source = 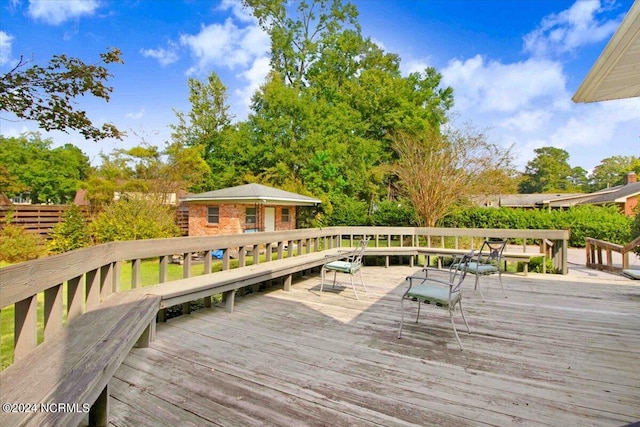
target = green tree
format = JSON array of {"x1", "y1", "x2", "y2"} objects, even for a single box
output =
[
  {"x1": 87, "y1": 142, "x2": 210, "y2": 204},
  {"x1": 48, "y1": 204, "x2": 91, "y2": 253},
  {"x1": 519, "y1": 147, "x2": 579, "y2": 193},
  {"x1": 0, "y1": 133, "x2": 90, "y2": 203},
  {"x1": 239, "y1": 0, "x2": 454, "y2": 214},
  {"x1": 589, "y1": 155, "x2": 640, "y2": 191},
  {"x1": 171, "y1": 73, "x2": 231, "y2": 186},
  {"x1": 0, "y1": 48, "x2": 124, "y2": 140},
  {"x1": 90, "y1": 196, "x2": 180, "y2": 243}
]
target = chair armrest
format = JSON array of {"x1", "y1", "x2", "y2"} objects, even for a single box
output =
[{"x1": 406, "y1": 275, "x2": 455, "y2": 289}]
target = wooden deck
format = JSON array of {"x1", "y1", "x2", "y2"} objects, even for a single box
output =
[{"x1": 109, "y1": 267, "x2": 640, "y2": 426}]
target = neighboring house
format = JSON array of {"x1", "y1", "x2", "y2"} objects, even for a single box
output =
[
  {"x1": 578, "y1": 172, "x2": 639, "y2": 216},
  {"x1": 474, "y1": 172, "x2": 639, "y2": 216},
  {"x1": 181, "y1": 183, "x2": 321, "y2": 236}
]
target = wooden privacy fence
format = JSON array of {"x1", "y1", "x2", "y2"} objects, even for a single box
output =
[
  {"x1": 585, "y1": 235, "x2": 640, "y2": 272},
  {"x1": 0, "y1": 204, "x2": 190, "y2": 237},
  {"x1": 0, "y1": 226, "x2": 570, "y2": 426},
  {"x1": 0, "y1": 205, "x2": 89, "y2": 237}
]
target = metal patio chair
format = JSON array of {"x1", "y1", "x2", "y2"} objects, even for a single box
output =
[
  {"x1": 398, "y1": 252, "x2": 473, "y2": 350},
  {"x1": 463, "y1": 239, "x2": 508, "y2": 302},
  {"x1": 320, "y1": 238, "x2": 369, "y2": 299}
]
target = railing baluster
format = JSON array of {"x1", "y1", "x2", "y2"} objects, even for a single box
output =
[
  {"x1": 85, "y1": 269, "x2": 100, "y2": 310},
  {"x1": 44, "y1": 284, "x2": 63, "y2": 340},
  {"x1": 131, "y1": 259, "x2": 141, "y2": 289},
  {"x1": 14, "y1": 295, "x2": 38, "y2": 360},
  {"x1": 100, "y1": 264, "x2": 113, "y2": 300},
  {"x1": 159, "y1": 255, "x2": 169, "y2": 283},
  {"x1": 67, "y1": 276, "x2": 83, "y2": 322}
]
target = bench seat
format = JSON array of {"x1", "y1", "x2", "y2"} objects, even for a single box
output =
[
  {"x1": 137, "y1": 250, "x2": 344, "y2": 311},
  {"x1": 363, "y1": 246, "x2": 533, "y2": 273},
  {"x1": 0, "y1": 292, "x2": 160, "y2": 427}
]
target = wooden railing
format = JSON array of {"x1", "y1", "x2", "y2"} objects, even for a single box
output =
[
  {"x1": 0, "y1": 226, "x2": 570, "y2": 363},
  {"x1": 585, "y1": 235, "x2": 640, "y2": 272}
]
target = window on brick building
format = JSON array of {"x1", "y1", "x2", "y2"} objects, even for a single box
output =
[
  {"x1": 282, "y1": 207, "x2": 290, "y2": 223},
  {"x1": 246, "y1": 207, "x2": 256, "y2": 225},
  {"x1": 207, "y1": 206, "x2": 219, "y2": 224}
]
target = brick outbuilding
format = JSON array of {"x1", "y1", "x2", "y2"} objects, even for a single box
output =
[{"x1": 181, "y1": 183, "x2": 321, "y2": 236}]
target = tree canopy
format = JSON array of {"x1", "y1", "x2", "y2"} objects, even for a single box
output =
[
  {"x1": 0, "y1": 133, "x2": 90, "y2": 203},
  {"x1": 0, "y1": 48, "x2": 124, "y2": 141}
]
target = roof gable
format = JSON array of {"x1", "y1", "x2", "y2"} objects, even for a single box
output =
[{"x1": 182, "y1": 183, "x2": 321, "y2": 206}]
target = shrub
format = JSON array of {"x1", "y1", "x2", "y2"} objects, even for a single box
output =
[
  {"x1": 90, "y1": 196, "x2": 181, "y2": 243},
  {"x1": 370, "y1": 200, "x2": 418, "y2": 226},
  {"x1": 48, "y1": 204, "x2": 92, "y2": 253},
  {"x1": 631, "y1": 209, "x2": 640, "y2": 255},
  {"x1": 324, "y1": 197, "x2": 369, "y2": 226},
  {"x1": 0, "y1": 214, "x2": 45, "y2": 263},
  {"x1": 439, "y1": 205, "x2": 632, "y2": 247}
]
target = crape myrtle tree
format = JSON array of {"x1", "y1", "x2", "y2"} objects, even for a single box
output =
[
  {"x1": 392, "y1": 127, "x2": 515, "y2": 227},
  {"x1": 0, "y1": 48, "x2": 124, "y2": 141}
]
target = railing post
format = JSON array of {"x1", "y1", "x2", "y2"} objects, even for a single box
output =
[
  {"x1": 131, "y1": 259, "x2": 141, "y2": 289},
  {"x1": 85, "y1": 269, "x2": 100, "y2": 310},
  {"x1": 159, "y1": 255, "x2": 169, "y2": 283},
  {"x1": 183, "y1": 252, "x2": 192, "y2": 278},
  {"x1": 100, "y1": 264, "x2": 113, "y2": 300},
  {"x1": 67, "y1": 276, "x2": 83, "y2": 322},
  {"x1": 112, "y1": 261, "x2": 121, "y2": 293},
  {"x1": 239, "y1": 246, "x2": 246, "y2": 267},
  {"x1": 14, "y1": 295, "x2": 38, "y2": 360},
  {"x1": 44, "y1": 284, "x2": 63, "y2": 340}
]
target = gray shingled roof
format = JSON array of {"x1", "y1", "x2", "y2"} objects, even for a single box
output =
[
  {"x1": 579, "y1": 181, "x2": 640, "y2": 205},
  {"x1": 182, "y1": 183, "x2": 321, "y2": 206}
]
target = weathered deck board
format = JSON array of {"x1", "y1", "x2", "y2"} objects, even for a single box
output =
[{"x1": 110, "y1": 267, "x2": 640, "y2": 426}]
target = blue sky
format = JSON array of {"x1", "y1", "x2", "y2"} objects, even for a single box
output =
[{"x1": 1, "y1": 0, "x2": 638, "y2": 171}]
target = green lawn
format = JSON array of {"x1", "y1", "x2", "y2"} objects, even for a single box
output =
[{"x1": 0, "y1": 251, "x2": 283, "y2": 369}]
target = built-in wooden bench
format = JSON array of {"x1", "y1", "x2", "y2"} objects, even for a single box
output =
[
  {"x1": 0, "y1": 292, "x2": 160, "y2": 427},
  {"x1": 137, "y1": 250, "x2": 344, "y2": 314},
  {"x1": 364, "y1": 246, "x2": 534, "y2": 274}
]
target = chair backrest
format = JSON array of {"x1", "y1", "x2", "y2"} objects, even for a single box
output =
[
  {"x1": 477, "y1": 239, "x2": 507, "y2": 265},
  {"x1": 347, "y1": 237, "x2": 370, "y2": 265},
  {"x1": 449, "y1": 251, "x2": 473, "y2": 292}
]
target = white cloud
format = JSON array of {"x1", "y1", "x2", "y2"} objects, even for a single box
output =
[
  {"x1": 234, "y1": 55, "x2": 271, "y2": 115},
  {"x1": 400, "y1": 57, "x2": 432, "y2": 76},
  {"x1": 500, "y1": 110, "x2": 553, "y2": 134},
  {"x1": 140, "y1": 43, "x2": 179, "y2": 66},
  {"x1": 442, "y1": 54, "x2": 569, "y2": 113},
  {"x1": 523, "y1": 0, "x2": 621, "y2": 58},
  {"x1": 218, "y1": 0, "x2": 255, "y2": 23},
  {"x1": 180, "y1": 17, "x2": 270, "y2": 75},
  {"x1": 27, "y1": 0, "x2": 99, "y2": 25},
  {"x1": 0, "y1": 31, "x2": 14, "y2": 66},
  {"x1": 126, "y1": 109, "x2": 145, "y2": 120}
]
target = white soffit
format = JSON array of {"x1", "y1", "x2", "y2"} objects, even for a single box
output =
[{"x1": 573, "y1": 1, "x2": 640, "y2": 103}]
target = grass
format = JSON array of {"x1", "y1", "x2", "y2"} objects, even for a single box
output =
[{"x1": 0, "y1": 249, "x2": 294, "y2": 370}]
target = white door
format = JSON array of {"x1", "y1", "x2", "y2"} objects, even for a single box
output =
[{"x1": 265, "y1": 207, "x2": 276, "y2": 232}]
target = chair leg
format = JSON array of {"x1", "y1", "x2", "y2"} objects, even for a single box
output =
[
  {"x1": 332, "y1": 270, "x2": 337, "y2": 288},
  {"x1": 449, "y1": 308, "x2": 464, "y2": 351},
  {"x1": 398, "y1": 297, "x2": 405, "y2": 338},
  {"x1": 416, "y1": 301, "x2": 421, "y2": 322},
  {"x1": 349, "y1": 273, "x2": 359, "y2": 300},
  {"x1": 477, "y1": 274, "x2": 486, "y2": 303},
  {"x1": 320, "y1": 267, "x2": 325, "y2": 296},
  {"x1": 458, "y1": 298, "x2": 471, "y2": 333},
  {"x1": 498, "y1": 271, "x2": 507, "y2": 298},
  {"x1": 358, "y1": 269, "x2": 367, "y2": 293}
]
